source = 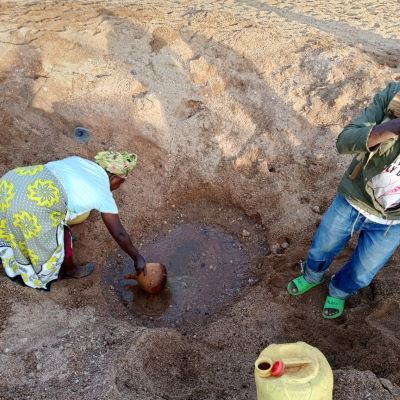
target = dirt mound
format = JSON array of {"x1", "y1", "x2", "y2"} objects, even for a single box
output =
[{"x1": 1, "y1": 1, "x2": 400, "y2": 399}]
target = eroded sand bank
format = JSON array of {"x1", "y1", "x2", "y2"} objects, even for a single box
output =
[{"x1": 0, "y1": 1, "x2": 400, "y2": 399}]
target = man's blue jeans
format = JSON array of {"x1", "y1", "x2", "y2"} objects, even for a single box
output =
[{"x1": 303, "y1": 193, "x2": 400, "y2": 299}]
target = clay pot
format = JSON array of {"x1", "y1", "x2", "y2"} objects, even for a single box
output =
[{"x1": 126, "y1": 263, "x2": 167, "y2": 294}]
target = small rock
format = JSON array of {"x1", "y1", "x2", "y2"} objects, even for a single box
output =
[
  {"x1": 281, "y1": 241, "x2": 289, "y2": 249},
  {"x1": 4, "y1": 348, "x2": 10, "y2": 354},
  {"x1": 379, "y1": 378, "x2": 400, "y2": 395},
  {"x1": 312, "y1": 205, "x2": 321, "y2": 214},
  {"x1": 242, "y1": 229, "x2": 250, "y2": 237},
  {"x1": 270, "y1": 244, "x2": 281, "y2": 254}
]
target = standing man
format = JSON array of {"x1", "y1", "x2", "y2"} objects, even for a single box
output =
[{"x1": 288, "y1": 81, "x2": 400, "y2": 319}]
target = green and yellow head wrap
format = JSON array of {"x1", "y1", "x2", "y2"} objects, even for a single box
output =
[{"x1": 94, "y1": 151, "x2": 138, "y2": 178}]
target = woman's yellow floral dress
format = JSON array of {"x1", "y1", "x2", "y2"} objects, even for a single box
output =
[{"x1": 0, "y1": 165, "x2": 67, "y2": 289}]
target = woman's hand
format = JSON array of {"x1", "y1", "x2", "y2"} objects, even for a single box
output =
[{"x1": 133, "y1": 254, "x2": 146, "y2": 275}]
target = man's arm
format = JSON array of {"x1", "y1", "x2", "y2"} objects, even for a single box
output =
[{"x1": 101, "y1": 212, "x2": 146, "y2": 274}]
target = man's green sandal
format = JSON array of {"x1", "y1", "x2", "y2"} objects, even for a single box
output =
[
  {"x1": 322, "y1": 296, "x2": 345, "y2": 319},
  {"x1": 287, "y1": 275, "x2": 322, "y2": 296}
]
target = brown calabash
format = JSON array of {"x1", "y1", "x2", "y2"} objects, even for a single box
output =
[{"x1": 132, "y1": 263, "x2": 167, "y2": 294}]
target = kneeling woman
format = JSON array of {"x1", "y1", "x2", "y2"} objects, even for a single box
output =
[{"x1": 0, "y1": 151, "x2": 145, "y2": 290}]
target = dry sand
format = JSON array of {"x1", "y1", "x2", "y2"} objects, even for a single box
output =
[{"x1": 0, "y1": 1, "x2": 400, "y2": 399}]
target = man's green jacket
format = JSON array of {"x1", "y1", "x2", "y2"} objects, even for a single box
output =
[{"x1": 337, "y1": 81, "x2": 400, "y2": 220}]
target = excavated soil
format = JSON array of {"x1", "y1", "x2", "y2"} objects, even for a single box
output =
[{"x1": 1, "y1": 1, "x2": 400, "y2": 399}]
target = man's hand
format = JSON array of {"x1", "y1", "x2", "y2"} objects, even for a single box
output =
[
  {"x1": 379, "y1": 117, "x2": 400, "y2": 134},
  {"x1": 368, "y1": 118, "x2": 400, "y2": 149}
]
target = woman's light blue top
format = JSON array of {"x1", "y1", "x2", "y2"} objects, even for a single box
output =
[{"x1": 46, "y1": 156, "x2": 118, "y2": 219}]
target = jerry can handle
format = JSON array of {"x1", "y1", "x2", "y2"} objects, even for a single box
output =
[{"x1": 255, "y1": 357, "x2": 313, "y2": 378}]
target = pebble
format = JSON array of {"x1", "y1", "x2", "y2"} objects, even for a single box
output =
[
  {"x1": 270, "y1": 244, "x2": 281, "y2": 254},
  {"x1": 312, "y1": 205, "x2": 321, "y2": 214},
  {"x1": 242, "y1": 229, "x2": 250, "y2": 237},
  {"x1": 280, "y1": 241, "x2": 289, "y2": 249}
]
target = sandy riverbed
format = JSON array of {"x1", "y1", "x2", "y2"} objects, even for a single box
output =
[{"x1": 1, "y1": 1, "x2": 400, "y2": 399}]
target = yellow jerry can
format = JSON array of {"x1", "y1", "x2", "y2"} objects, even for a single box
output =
[{"x1": 254, "y1": 342, "x2": 333, "y2": 400}]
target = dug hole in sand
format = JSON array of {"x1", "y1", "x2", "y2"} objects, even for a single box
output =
[{"x1": 1, "y1": 1, "x2": 400, "y2": 399}]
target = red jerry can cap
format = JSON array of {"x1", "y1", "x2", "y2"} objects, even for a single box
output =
[{"x1": 271, "y1": 361, "x2": 285, "y2": 377}]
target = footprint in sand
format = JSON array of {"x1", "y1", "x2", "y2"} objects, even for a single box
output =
[
  {"x1": 175, "y1": 99, "x2": 206, "y2": 119},
  {"x1": 367, "y1": 301, "x2": 400, "y2": 341},
  {"x1": 150, "y1": 26, "x2": 181, "y2": 53}
]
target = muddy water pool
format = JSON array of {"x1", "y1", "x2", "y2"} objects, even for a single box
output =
[{"x1": 104, "y1": 223, "x2": 254, "y2": 328}]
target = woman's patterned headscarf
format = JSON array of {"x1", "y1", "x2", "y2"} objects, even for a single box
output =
[{"x1": 94, "y1": 151, "x2": 138, "y2": 178}]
